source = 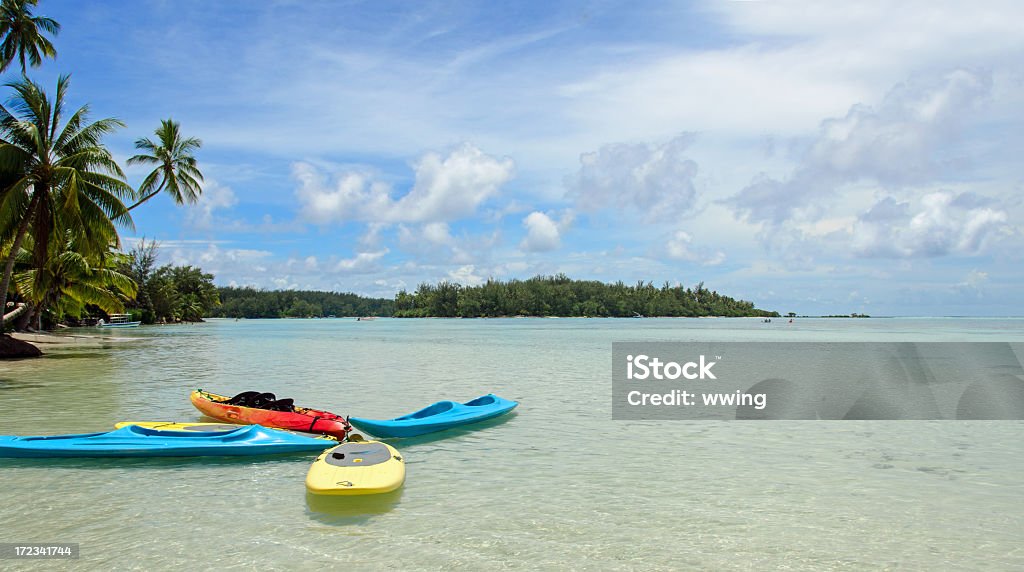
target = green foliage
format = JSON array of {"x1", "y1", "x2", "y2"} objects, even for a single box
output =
[
  {"x1": 209, "y1": 287, "x2": 394, "y2": 319},
  {"x1": 126, "y1": 118, "x2": 203, "y2": 211},
  {"x1": 118, "y1": 241, "x2": 219, "y2": 323},
  {"x1": 393, "y1": 274, "x2": 778, "y2": 318},
  {"x1": 11, "y1": 230, "x2": 136, "y2": 328},
  {"x1": 0, "y1": 0, "x2": 60, "y2": 74},
  {"x1": 0, "y1": 74, "x2": 132, "y2": 331}
]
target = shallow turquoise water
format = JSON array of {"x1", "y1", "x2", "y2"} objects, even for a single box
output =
[{"x1": 1, "y1": 318, "x2": 1023, "y2": 570}]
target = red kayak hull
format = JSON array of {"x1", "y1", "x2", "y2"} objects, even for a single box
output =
[{"x1": 190, "y1": 390, "x2": 351, "y2": 439}]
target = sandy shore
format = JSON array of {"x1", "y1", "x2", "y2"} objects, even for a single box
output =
[{"x1": 11, "y1": 331, "x2": 142, "y2": 347}]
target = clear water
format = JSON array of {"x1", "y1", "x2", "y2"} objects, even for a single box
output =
[{"x1": 1, "y1": 318, "x2": 1022, "y2": 570}]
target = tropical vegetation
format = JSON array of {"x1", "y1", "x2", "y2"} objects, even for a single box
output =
[
  {"x1": 210, "y1": 287, "x2": 393, "y2": 319},
  {"x1": 0, "y1": 75, "x2": 134, "y2": 330},
  {"x1": 126, "y1": 119, "x2": 203, "y2": 211},
  {"x1": 393, "y1": 275, "x2": 778, "y2": 318},
  {"x1": 118, "y1": 240, "x2": 219, "y2": 324},
  {"x1": 0, "y1": 0, "x2": 59, "y2": 74},
  {"x1": 0, "y1": 1, "x2": 206, "y2": 338}
]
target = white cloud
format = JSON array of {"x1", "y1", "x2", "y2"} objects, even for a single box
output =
[
  {"x1": 422, "y1": 222, "x2": 454, "y2": 245},
  {"x1": 665, "y1": 230, "x2": 726, "y2": 266},
  {"x1": 730, "y1": 69, "x2": 993, "y2": 226},
  {"x1": 336, "y1": 249, "x2": 390, "y2": 272},
  {"x1": 294, "y1": 144, "x2": 514, "y2": 224},
  {"x1": 568, "y1": 134, "x2": 699, "y2": 221},
  {"x1": 520, "y1": 211, "x2": 561, "y2": 252},
  {"x1": 851, "y1": 191, "x2": 1008, "y2": 258},
  {"x1": 396, "y1": 222, "x2": 500, "y2": 265},
  {"x1": 953, "y1": 269, "x2": 991, "y2": 298},
  {"x1": 186, "y1": 179, "x2": 238, "y2": 229},
  {"x1": 272, "y1": 277, "x2": 299, "y2": 290},
  {"x1": 447, "y1": 264, "x2": 485, "y2": 286}
]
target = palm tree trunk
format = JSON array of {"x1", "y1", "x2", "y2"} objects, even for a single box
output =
[
  {"x1": 0, "y1": 192, "x2": 41, "y2": 332},
  {"x1": 126, "y1": 180, "x2": 166, "y2": 212}
]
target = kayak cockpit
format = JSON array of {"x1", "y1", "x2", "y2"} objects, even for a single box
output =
[
  {"x1": 397, "y1": 401, "x2": 456, "y2": 420},
  {"x1": 463, "y1": 395, "x2": 497, "y2": 407}
]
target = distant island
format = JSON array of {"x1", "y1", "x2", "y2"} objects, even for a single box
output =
[{"x1": 210, "y1": 275, "x2": 778, "y2": 319}]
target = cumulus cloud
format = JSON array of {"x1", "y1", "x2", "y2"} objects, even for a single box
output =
[
  {"x1": 186, "y1": 179, "x2": 238, "y2": 229},
  {"x1": 336, "y1": 249, "x2": 390, "y2": 272},
  {"x1": 665, "y1": 231, "x2": 726, "y2": 266},
  {"x1": 294, "y1": 144, "x2": 515, "y2": 224},
  {"x1": 953, "y1": 269, "x2": 990, "y2": 296},
  {"x1": 520, "y1": 212, "x2": 561, "y2": 252},
  {"x1": 447, "y1": 265, "x2": 486, "y2": 286},
  {"x1": 396, "y1": 222, "x2": 499, "y2": 265},
  {"x1": 729, "y1": 69, "x2": 992, "y2": 226},
  {"x1": 568, "y1": 134, "x2": 700, "y2": 221},
  {"x1": 851, "y1": 191, "x2": 1008, "y2": 258}
]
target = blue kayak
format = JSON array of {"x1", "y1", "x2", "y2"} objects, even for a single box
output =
[
  {"x1": 0, "y1": 424, "x2": 335, "y2": 458},
  {"x1": 349, "y1": 394, "x2": 518, "y2": 438}
]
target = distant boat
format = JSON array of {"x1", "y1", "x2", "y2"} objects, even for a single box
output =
[
  {"x1": 98, "y1": 314, "x2": 140, "y2": 328},
  {"x1": 632, "y1": 312, "x2": 644, "y2": 318},
  {"x1": 357, "y1": 316, "x2": 377, "y2": 321}
]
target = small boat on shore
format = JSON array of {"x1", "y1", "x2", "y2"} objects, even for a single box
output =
[
  {"x1": 190, "y1": 389, "x2": 352, "y2": 439},
  {"x1": 98, "y1": 313, "x2": 140, "y2": 328},
  {"x1": 306, "y1": 439, "x2": 405, "y2": 495},
  {"x1": 349, "y1": 394, "x2": 518, "y2": 438},
  {"x1": 0, "y1": 424, "x2": 335, "y2": 458}
]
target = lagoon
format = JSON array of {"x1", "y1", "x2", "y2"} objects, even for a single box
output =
[{"x1": 1, "y1": 317, "x2": 1023, "y2": 570}]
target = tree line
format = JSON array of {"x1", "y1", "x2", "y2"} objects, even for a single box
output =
[
  {"x1": 209, "y1": 287, "x2": 394, "y2": 319},
  {"x1": 203, "y1": 276, "x2": 776, "y2": 320},
  {"x1": 395, "y1": 275, "x2": 777, "y2": 318}
]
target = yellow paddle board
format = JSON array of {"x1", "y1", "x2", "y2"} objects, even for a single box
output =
[{"x1": 306, "y1": 440, "x2": 405, "y2": 495}]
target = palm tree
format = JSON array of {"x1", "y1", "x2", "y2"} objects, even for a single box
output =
[
  {"x1": 0, "y1": 0, "x2": 60, "y2": 74},
  {"x1": 126, "y1": 119, "x2": 203, "y2": 211},
  {"x1": 0, "y1": 74, "x2": 133, "y2": 332},
  {"x1": 14, "y1": 229, "x2": 137, "y2": 329}
]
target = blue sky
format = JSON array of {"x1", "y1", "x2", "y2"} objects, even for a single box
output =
[{"x1": 25, "y1": 0, "x2": 1024, "y2": 315}]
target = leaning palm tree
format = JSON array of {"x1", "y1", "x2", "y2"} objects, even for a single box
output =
[
  {"x1": 126, "y1": 119, "x2": 203, "y2": 211},
  {"x1": 0, "y1": 0, "x2": 60, "y2": 74},
  {"x1": 0, "y1": 74, "x2": 133, "y2": 332}
]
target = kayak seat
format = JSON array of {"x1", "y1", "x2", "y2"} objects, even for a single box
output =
[
  {"x1": 224, "y1": 391, "x2": 278, "y2": 409},
  {"x1": 251, "y1": 393, "x2": 277, "y2": 408},
  {"x1": 224, "y1": 391, "x2": 262, "y2": 405},
  {"x1": 266, "y1": 398, "x2": 295, "y2": 412},
  {"x1": 397, "y1": 401, "x2": 456, "y2": 420},
  {"x1": 464, "y1": 395, "x2": 496, "y2": 407}
]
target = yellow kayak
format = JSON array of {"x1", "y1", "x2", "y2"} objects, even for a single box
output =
[
  {"x1": 115, "y1": 421, "x2": 337, "y2": 442},
  {"x1": 306, "y1": 440, "x2": 405, "y2": 495},
  {"x1": 115, "y1": 421, "x2": 245, "y2": 432}
]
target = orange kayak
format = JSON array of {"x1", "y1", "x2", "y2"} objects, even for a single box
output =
[{"x1": 190, "y1": 389, "x2": 352, "y2": 440}]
